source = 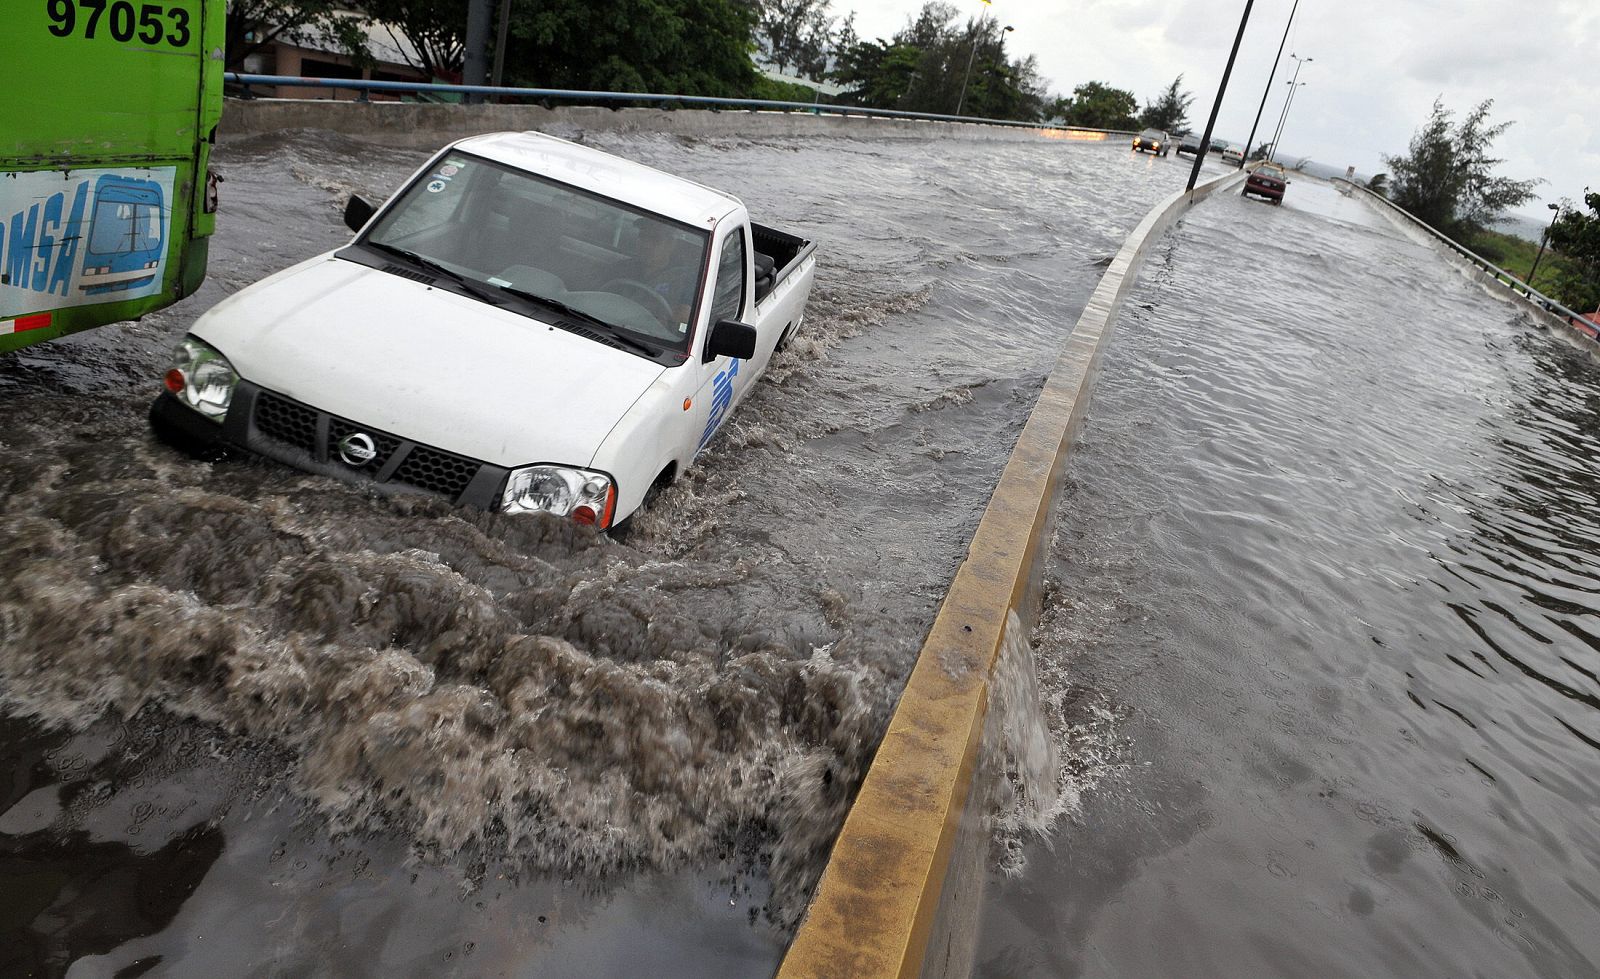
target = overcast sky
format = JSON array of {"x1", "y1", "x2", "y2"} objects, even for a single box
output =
[{"x1": 845, "y1": 0, "x2": 1596, "y2": 220}]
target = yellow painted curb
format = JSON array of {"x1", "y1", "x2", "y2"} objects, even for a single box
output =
[{"x1": 778, "y1": 167, "x2": 1247, "y2": 979}]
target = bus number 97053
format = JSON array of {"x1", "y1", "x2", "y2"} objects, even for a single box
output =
[{"x1": 46, "y1": 0, "x2": 191, "y2": 47}]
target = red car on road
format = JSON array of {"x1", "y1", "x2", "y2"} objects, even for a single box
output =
[{"x1": 1244, "y1": 163, "x2": 1289, "y2": 204}]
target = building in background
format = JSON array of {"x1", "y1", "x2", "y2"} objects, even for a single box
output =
[{"x1": 234, "y1": 13, "x2": 429, "y2": 100}]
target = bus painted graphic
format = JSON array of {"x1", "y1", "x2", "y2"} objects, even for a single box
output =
[
  {"x1": 0, "y1": 166, "x2": 175, "y2": 320},
  {"x1": 81, "y1": 174, "x2": 166, "y2": 295}
]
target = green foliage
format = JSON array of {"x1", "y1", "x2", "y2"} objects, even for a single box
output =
[
  {"x1": 225, "y1": 0, "x2": 365, "y2": 70},
  {"x1": 1384, "y1": 98, "x2": 1540, "y2": 236},
  {"x1": 1365, "y1": 172, "x2": 1389, "y2": 197},
  {"x1": 831, "y1": 38, "x2": 922, "y2": 108},
  {"x1": 1463, "y1": 226, "x2": 1587, "y2": 307},
  {"x1": 1139, "y1": 76, "x2": 1193, "y2": 134},
  {"x1": 829, "y1": 2, "x2": 1045, "y2": 121},
  {"x1": 1050, "y1": 81, "x2": 1138, "y2": 131},
  {"x1": 1548, "y1": 191, "x2": 1600, "y2": 312},
  {"x1": 502, "y1": 0, "x2": 757, "y2": 97},
  {"x1": 356, "y1": 0, "x2": 465, "y2": 76},
  {"x1": 756, "y1": 0, "x2": 837, "y2": 77},
  {"x1": 751, "y1": 76, "x2": 826, "y2": 104}
]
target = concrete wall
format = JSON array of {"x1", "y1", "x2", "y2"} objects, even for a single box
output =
[
  {"x1": 218, "y1": 98, "x2": 1119, "y2": 149},
  {"x1": 777, "y1": 167, "x2": 1247, "y2": 979},
  {"x1": 1347, "y1": 183, "x2": 1600, "y2": 358}
]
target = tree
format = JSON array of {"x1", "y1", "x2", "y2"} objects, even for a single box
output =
[
  {"x1": 1548, "y1": 191, "x2": 1600, "y2": 313},
  {"x1": 502, "y1": 0, "x2": 757, "y2": 97},
  {"x1": 831, "y1": 3, "x2": 1045, "y2": 121},
  {"x1": 1365, "y1": 172, "x2": 1390, "y2": 197},
  {"x1": 1383, "y1": 98, "x2": 1540, "y2": 234},
  {"x1": 225, "y1": 0, "x2": 364, "y2": 70},
  {"x1": 832, "y1": 37, "x2": 922, "y2": 107},
  {"x1": 757, "y1": 0, "x2": 837, "y2": 78},
  {"x1": 1051, "y1": 81, "x2": 1138, "y2": 130},
  {"x1": 1139, "y1": 76, "x2": 1193, "y2": 134},
  {"x1": 357, "y1": 0, "x2": 466, "y2": 77}
]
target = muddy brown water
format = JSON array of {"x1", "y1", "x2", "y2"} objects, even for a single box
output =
[{"x1": 0, "y1": 129, "x2": 1212, "y2": 976}]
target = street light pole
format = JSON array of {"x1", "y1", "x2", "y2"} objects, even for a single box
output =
[
  {"x1": 1268, "y1": 54, "x2": 1311, "y2": 163},
  {"x1": 1272, "y1": 81, "x2": 1307, "y2": 165},
  {"x1": 1528, "y1": 202, "x2": 1562, "y2": 283},
  {"x1": 1240, "y1": 0, "x2": 1299, "y2": 168},
  {"x1": 463, "y1": 0, "x2": 493, "y2": 103},
  {"x1": 1186, "y1": 0, "x2": 1256, "y2": 192},
  {"x1": 490, "y1": 0, "x2": 513, "y2": 91},
  {"x1": 956, "y1": 0, "x2": 997, "y2": 116}
]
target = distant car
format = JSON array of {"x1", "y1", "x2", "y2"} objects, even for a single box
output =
[
  {"x1": 1209, "y1": 137, "x2": 1229, "y2": 155},
  {"x1": 1132, "y1": 129, "x2": 1170, "y2": 157},
  {"x1": 1176, "y1": 133, "x2": 1203, "y2": 157},
  {"x1": 1243, "y1": 163, "x2": 1289, "y2": 204},
  {"x1": 1221, "y1": 144, "x2": 1245, "y2": 166}
]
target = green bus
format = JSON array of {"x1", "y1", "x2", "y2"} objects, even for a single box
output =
[{"x1": 1, "y1": 0, "x2": 224, "y2": 354}]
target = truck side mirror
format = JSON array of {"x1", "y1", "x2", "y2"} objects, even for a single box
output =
[
  {"x1": 706, "y1": 319, "x2": 757, "y2": 360},
  {"x1": 344, "y1": 195, "x2": 376, "y2": 232}
]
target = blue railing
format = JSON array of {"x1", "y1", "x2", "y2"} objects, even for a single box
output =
[{"x1": 223, "y1": 73, "x2": 1137, "y2": 138}]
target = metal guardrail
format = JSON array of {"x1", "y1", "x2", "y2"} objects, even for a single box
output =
[
  {"x1": 1335, "y1": 178, "x2": 1600, "y2": 337},
  {"x1": 223, "y1": 73, "x2": 1138, "y2": 139}
]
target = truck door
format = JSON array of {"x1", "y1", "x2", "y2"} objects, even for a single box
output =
[{"x1": 688, "y1": 224, "x2": 751, "y2": 459}]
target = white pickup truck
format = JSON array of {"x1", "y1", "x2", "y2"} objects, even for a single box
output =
[{"x1": 151, "y1": 131, "x2": 816, "y2": 530}]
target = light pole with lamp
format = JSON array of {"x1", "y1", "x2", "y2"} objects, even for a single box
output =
[
  {"x1": 957, "y1": 2, "x2": 1009, "y2": 116},
  {"x1": 1268, "y1": 53, "x2": 1311, "y2": 162},
  {"x1": 1271, "y1": 80, "x2": 1307, "y2": 164},
  {"x1": 1528, "y1": 202, "x2": 1563, "y2": 283},
  {"x1": 1240, "y1": 0, "x2": 1300, "y2": 168}
]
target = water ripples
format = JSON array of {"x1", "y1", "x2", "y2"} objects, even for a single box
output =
[{"x1": 978, "y1": 182, "x2": 1600, "y2": 976}]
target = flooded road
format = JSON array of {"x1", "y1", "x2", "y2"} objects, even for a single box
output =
[
  {"x1": 0, "y1": 126, "x2": 1221, "y2": 975},
  {"x1": 975, "y1": 180, "x2": 1600, "y2": 976}
]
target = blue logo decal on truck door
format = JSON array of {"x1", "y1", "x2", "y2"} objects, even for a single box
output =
[{"x1": 696, "y1": 357, "x2": 740, "y2": 453}]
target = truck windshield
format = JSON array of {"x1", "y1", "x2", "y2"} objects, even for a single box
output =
[{"x1": 363, "y1": 152, "x2": 708, "y2": 353}]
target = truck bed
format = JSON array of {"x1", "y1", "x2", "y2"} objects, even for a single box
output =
[{"x1": 752, "y1": 223, "x2": 815, "y2": 303}]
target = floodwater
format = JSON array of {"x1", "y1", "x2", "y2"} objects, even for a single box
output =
[
  {"x1": 975, "y1": 180, "x2": 1600, "y2": 976},
  {"x1": 0, "y1": 126, "x2": 1220, "y2": 975}
]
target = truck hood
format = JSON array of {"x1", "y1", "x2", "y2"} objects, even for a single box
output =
[{"x1": 191, "y1": 255, "x2": 665, "y2": 469}]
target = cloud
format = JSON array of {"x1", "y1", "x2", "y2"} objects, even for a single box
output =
[
  {"x1": 841, "y1": 0, "x2": 1595, "y2": 213},
  {"x1": 1403, "y1": 31, "x2": 1551, "y2": 86}
]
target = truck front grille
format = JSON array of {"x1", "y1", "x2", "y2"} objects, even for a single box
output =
[
  {"x1": 255, "y1": 392, "x2": 318, "y2": 453},
  {"x1": 250, "y1": 390, "x2": 490, "y2": 504},
  {"x1": 392, "y1": 445, "x2": 481, "y2": 497}
]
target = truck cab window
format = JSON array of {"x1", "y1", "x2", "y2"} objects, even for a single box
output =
[
  {"x1": 362, "y1": 152, "x2": 709, "y2": 351},
  {"x1": 710, "y1": 231, "x2": 746, "y2": 325}
]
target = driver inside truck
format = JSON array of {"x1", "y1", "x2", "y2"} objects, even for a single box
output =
[{"x1": 636, "y1": 221, "x2": 700, "y2": 333}]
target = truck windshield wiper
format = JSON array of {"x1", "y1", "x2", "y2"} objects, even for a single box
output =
[
  {"x1": 365, "y1": 241, "x2": 506, "y2": 306},
  {"x1": 493, "y1": 285, "x2": 663, "y2": 358}
]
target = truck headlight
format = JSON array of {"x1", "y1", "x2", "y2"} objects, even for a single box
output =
[
  {"x1": 162, "y1": 337, "x2": 238, "y2": 422},
  {"x1": 502, "y1": 465, "x2": 617, "y2": 528}
]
